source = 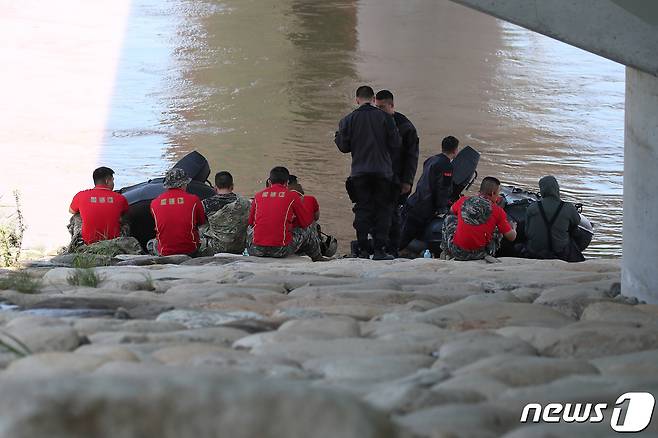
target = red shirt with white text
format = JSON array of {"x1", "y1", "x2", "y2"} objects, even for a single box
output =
[
  {"x1": 150, "y1": 188, "x2": 206, "y2": 256},
  {"x1": 69, "y1": 186, "x2": 129, "y2": 244},
  {"x1": 249, "y1": 184, "x2": 313, "y2": 247}
]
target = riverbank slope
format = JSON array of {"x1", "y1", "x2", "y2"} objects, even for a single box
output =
[{"x1": 0, "y1": 256, "x2": 656, "y2": 437}]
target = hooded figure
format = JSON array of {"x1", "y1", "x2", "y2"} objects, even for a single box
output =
[{"x1": 524, "y1": 176, "x2": 584, "y2": 262}]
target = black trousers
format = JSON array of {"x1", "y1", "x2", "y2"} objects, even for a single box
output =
[
  {"x1": 348, "y1": 175, "x2": 395, "y2": 250},
  {"x1": 388, "y1": 193, "x2": 409, "y2": 253},
  {"x1": 399, "y1": 211, "x2": 427, "y2": 251}
]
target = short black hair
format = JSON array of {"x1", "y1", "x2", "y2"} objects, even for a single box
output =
[
  {"x1": 356, "y1": 86, "x2": 374, "y2": 99},
  {"x1": 441, "y1": 136, "x2": 459, "y2": 153},
  {"x1": 288, "y1": 174, "x2": 298, "y2": 185},
  {"x1": 93, "y1": 167, "x2": 114, "y2": 185},
  {"x1": 269, "y1": 166, "x2": 290, "y2": 185},
  {"x1": 375, "y1": 89, "x2": 394, "y2": 101},
  {"x1": 214, "y1": 171, "x2": 233, "y2": 189},
  {"x1": 480, "y1": 176, "x2": 501, "y2": 195}
]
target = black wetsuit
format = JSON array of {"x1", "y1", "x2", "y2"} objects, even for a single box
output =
[
  {"x1": 335, "y1": 103, "x2": 401, "y2": 252},
  {"x1": 399, "y1": 153, "x2": 453, "y2": 250}
]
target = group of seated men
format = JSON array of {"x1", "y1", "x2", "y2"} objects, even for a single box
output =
[
  {"x1": 68, "y1": 166, "x2": 324, "y2": 261},
  {"x1": 399, "y1": 152, "x2": 584, "y2": 262},
  {"x1": 69, "y1": 154, "x2": 584, "y2": 263},
  {"x1": 397, "y1": 138, "x2": 584, "y2": 262}
]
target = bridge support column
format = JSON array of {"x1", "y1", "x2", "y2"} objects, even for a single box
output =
[{"x1": 623, "y1": 67, "x2": 658, "y2": 303}]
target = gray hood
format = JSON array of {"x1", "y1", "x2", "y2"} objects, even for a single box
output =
[{"x1": 539, "y1": 175, "x2": 560, "y2": 199}]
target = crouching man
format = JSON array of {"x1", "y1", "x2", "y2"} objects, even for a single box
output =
[
  {"x1": 523, "y1": 175, "x2": 585, "y2": 262},
  {"x1": 441, "y1": 176, "x2": 516, "y2": 261},
  {"x1": 247, "y1": 167, "x2": 321, "y2": 261}
]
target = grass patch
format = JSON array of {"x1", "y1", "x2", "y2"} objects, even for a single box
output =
[
  {"x1": 132, "y1": 273, "x2": 156, "y2": 291},
  {"x1": 0, "y1": 270, "x2": 42, "y2": 293},
  {"x1": 71, "y1": 253, "x2": 104, "y2": 269},
  {"x1": 67, "y1": 268, "x2": 103, "y2": 288},
  {"x1": 0, "y1": 330, "x2": 31, "y2": 357},
  {"x1": 0, "y1": 191, "x2": 26, "y2": 268}
]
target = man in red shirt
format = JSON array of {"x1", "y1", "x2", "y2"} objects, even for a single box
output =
[
  {"x1": 68, "y1": 167, "x2": 129, "y2": 248},
  {"x1": 288, "y1": 175, "x2": 320, "y2": 223},
  {"x1": 148, "y1": 168, "x2": 206, "y2": 256},
  {"x1": 441, "y1": 176, "x2": 517, "y2": 261},
  {"x1": 247, "y1": 167, "x2": 321, "y2": 261}
]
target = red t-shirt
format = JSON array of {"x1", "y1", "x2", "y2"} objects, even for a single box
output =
[
  {"x1": 291, "y1": 193, "x2": 320, "y2": 228},
  {"x1": 451, "y1": 195, "x2": 512, "y2": 251},
  {"x1": 249, "y1": 184, "x2": 313, "y2": 247},
  {"x1": 70, "y1": 186, "x2": 129, "y2": 244},
  {"x1": 304, "y1": 195, "x2": 320, "y2": 219},
  {"x1": 150, "y1": 188, "x2": 206, "y2": 256}
]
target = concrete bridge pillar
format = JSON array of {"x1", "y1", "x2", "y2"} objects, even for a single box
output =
[{"x1": 623, "y1": 67, "x2": 658, "y2": 303}]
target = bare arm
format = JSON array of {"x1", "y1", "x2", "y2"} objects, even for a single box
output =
[
  {"x1": 503, "y1": 220, "x2": 517, "y2": 241},
  {"x1": 503, "y1": 228, "x2": 517, "y2": 241}
]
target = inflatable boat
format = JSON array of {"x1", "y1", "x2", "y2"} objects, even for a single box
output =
[{"x1": 405, "y1": 147, "x2": 594, "y2": 257}]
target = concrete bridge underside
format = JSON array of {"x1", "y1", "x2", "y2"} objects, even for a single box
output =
[{"x1": 450, "y1": 0, "x2": 658, "y2": 302}]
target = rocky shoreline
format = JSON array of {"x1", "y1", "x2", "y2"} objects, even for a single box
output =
[{"x1": 0, "y1": 255, "x2": 656, "y2": 437}]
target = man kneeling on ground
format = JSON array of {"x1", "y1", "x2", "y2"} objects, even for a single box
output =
[
  {"x1": 148, "y1": 168, "x2": 206, "y2": 256},
  {"x1": 199, "y1": 171, "x2": 251, "y2": 255},
  {"x1": 441, "y1": 176, "x2": 516, "y2": 261},
  {"x1": 247, "y1": 167, "x2": 322, "y2": 261}
]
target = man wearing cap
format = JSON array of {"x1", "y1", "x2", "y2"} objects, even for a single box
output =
[
  {"x1": 68, "y1": 167, "x2": 130, "y2": 251},
  {"x1": 149, "y1": 168, "x2": 206, "y2": 256}
]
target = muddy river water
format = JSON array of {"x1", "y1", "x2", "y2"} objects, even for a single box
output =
[{"x1": 0, "y1": 0, "x2": 624, "y2": 256}]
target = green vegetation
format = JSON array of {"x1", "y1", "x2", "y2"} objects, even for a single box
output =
[
  {"x1": 67, "y1": 268, "x2": 103, "y2": 288},
  {"x1": 0, "y1": 192, "x2": 25, "y2": 268},
  {"x1": 0, "y1": 270, "x2": 42, "y2": 294},
  {"x1": 133, "y1": 273, "x2": 156, "y2": 291},
  {"x1": 0, "y1": 330, "x2": 31, "y2": 357},
  {"x1": 71, "y1": 253, "x2": 102, "y2": 269}
]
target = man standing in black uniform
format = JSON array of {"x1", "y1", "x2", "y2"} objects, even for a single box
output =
[
  {"x1": 335, "y1": 85, "x2": 401, "y2": 260},
  {"x1": 375, "y1": 90, "x2": 420, "y2": 257},
  {"x1": 399, "y1": 135, "x2": 459, "y2": 251}
]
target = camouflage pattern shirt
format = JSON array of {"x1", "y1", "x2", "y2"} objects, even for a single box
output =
[{"x1": 199, "y1": 194, "x2": 251, "y2": 255}]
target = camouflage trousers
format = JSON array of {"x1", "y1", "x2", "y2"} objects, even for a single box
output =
[
  {"x1": 146, "y1": 239, "x2": 200, "y2": 257},
  {"x1": 247, "y1": 225, "x2": 322, "y2": 261},
  {"x1": 66, "y1": 214, "x2": 137, "y2": 255},
  {"x1": 66, "y1": 214, "x2": 85, "y2": 253},
  {"x1": 440, "y1": 214, "x2": 502, "y2": 260}
]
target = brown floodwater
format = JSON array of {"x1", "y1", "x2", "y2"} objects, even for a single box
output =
[{"x1": 1, "y1": 0, "x2": 624, "y2": 256}]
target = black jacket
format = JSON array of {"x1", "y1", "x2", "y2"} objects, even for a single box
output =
[
  {"x1": 526, "y1": 176, "x2": 581, "y2": 256},
  {"x1": 335, "y1": 103, "x2": 401, "y2": 179},
  {"x1": 404, "y1": 153, "x2": 453, "y2": 220},
  {"x1": 393, "y1": 112, "x2": 419, "y2": 186}
]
